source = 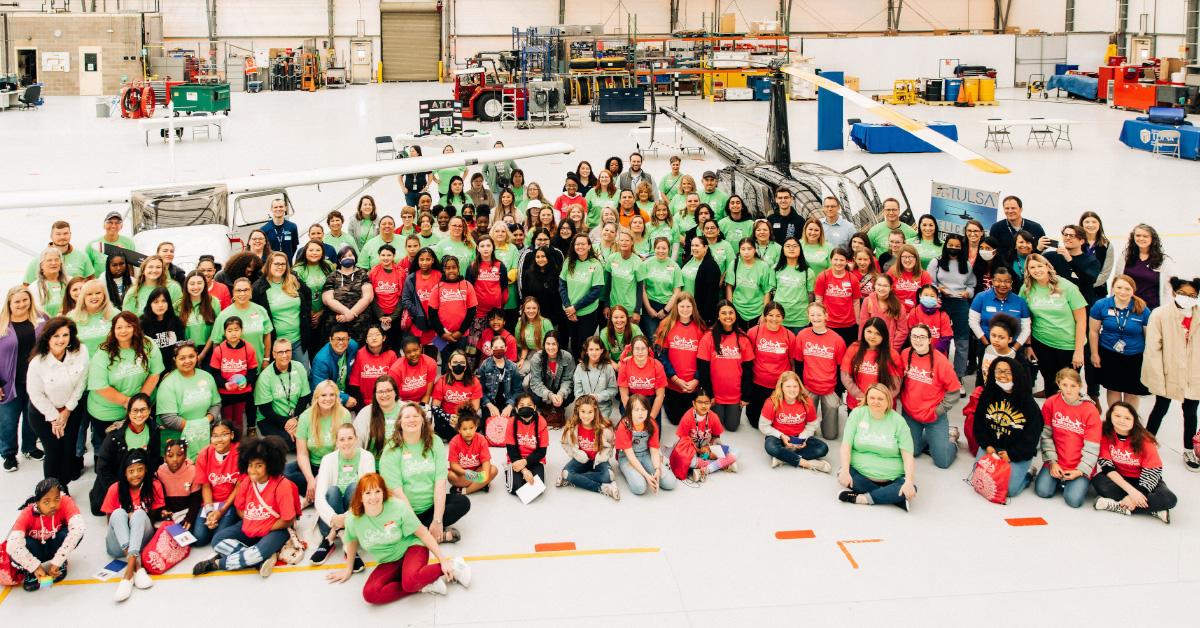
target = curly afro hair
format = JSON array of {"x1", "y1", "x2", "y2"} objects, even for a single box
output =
[{"x1": 237, "y1": 435, "x2": 288, "y2": 477}]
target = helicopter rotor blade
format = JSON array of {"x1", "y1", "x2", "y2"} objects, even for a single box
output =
[{"x1": 781, "y1": 65, "x2": 1011, "y2": 175}]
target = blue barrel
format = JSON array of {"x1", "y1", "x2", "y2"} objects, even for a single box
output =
[{"x1": 944, "y1": 78, "x2": 962, "y2": 102}]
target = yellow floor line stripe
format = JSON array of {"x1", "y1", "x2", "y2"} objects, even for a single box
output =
[{"x1": 0, "y1": 546, "x2": 661, "y2": 599}]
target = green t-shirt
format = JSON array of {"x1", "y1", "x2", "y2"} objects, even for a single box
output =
[
  {"x1": 122, "y1": 281, "x2": 183, "y2": 314},
  {"x1": 560, "y1": 258, "x2": 605, "y2": 317},
  {"x1": 801, "y1": 243, "x2": 832, "y2": 279},
  {"x1": 25, "y1": 247, "x2": 94, "y2": 283},
  {"x1": 756, "y1": 241, "x2": 783, "y2": 269},
  {"x1": 38, "y1": 281, "x2": 66, "y2": 317},
  {"x1": 707, "y1": 240, "x2": 735, "y2": 277},
  {"x1": 673, "y1": 204, "x2": 697, "y2": 235},
  {"x1": 294, "y1": 263, "x2": 330, "y2": 313},
  {"x1": 435, "y1": 167, "x2": 466, "y2": 197},
  {"x1": 517, "y1": 318, "x2": 553, "y2": 352},
  {"x1": 600, "y1": 326, "x2": 643, "y2": 362},
  {"x1": 844, "y1": 406, "x2": 913, "y2": 480},
  {"x1": 606, "y1": 254, "x2": 642, "y2": 313},
  {"x1": 86, "y1": 343, "x2": 165, "y2": 421},
  {"x1": 646, "y1": 222, "x2": 676, "y2": 248},
  {"x1": 915, "y1": 240, "x2": 943, "y2": 270},
  {"x1": 323, "y1": 232, "x2": 358, "y2": 255},
  {"x1": 416, "y1": 231, "x2": 442, "y2": 250},
  {"x1": 354, "y1": 218, "x2": 376, "y2": 250},
  {"x1": 125, "y1": 426, "x2": 150, "y2": 451},
  {"x1": 379, "y1": 438, "x2": 448, "y2": 514},
  {"x1": 697, "y1": 188, "x2": 730, "y2": 220},
  {"x1": 343, "y1": 497, "x2": 421, "y2": 564},
  {"x1": 658, "y1": 173, "x2": 685, "y2": 200},
  {"x1": 86, "y1": 235, "x2": 137, "y2": 272},
  {"x1": 718, "y1": 217, "x2": 755, "y2": 246},
  {"x1": 181, "y1": 297, "x2": 221, "y2": 347},
  {"x1": 358, "y1": 235, "x2": 402, "y2": 270},
  {"x1": 728, "y1": 258, "x2": 775, "y2": 320},
  {"x1": 585, "y1": 189, "x2": 619, "y2": 228},
  {"x1": 681, "y1": 258, "x2": 702, "y2": 296},
  {"x1": 334, "y1": 450, "x2": 364, "y2": 491},
  {"x1": 211, "y1": 303, "x2": 273, "y2": 363},
  {"x1": 297, "y1": 406, "x2": 352, "y2": 465},
  {"x1": 638, "y1": 257, "x2": 683, "y2": 304},
  {"x1": 157, "y1": 369, "x2": 221, "y2": 459},
  {"x1": 253, "y1": 362, "x2": 311, "y2": 418},
  {"x1": 266, "y1": 282, "x2": 302, "y2": 345},
  {"x1": 867, "y1": 222, "x2": 917, "y2": 255},
  {"x1": 495, "y1": 243, "x2": 521, "y2": 309},
  {"x1": 774, "y1": 266, "x2": 814, "y2": 328},
  {"x1": 74, "y1": 312, "x2": 111, "y2": 356},
  {"x1": 432, "y1": 238, "x2": 475, "y2": 268},
  {"x1": 1020, "y1": 280, "x2": 1087, "y2": 350}
]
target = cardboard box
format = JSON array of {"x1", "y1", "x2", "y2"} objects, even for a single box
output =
[
  {"x1": 719, "y1": 12, "x2": 736, "y2": 34},
  {"x1": 1004, "y1": 26, "x2": 1021, "y2": 34},
  {"x1": 724, "y1": 87, "x2": 753, "y2": 101},
  {"x1": 750, "y1": 20, "x2": 781, "y2": 35},
  {"x1": 845, "y1": 76, "x2": 860, "y2": 91},
  {"x1": 1160, "y1": 58, "x2": 1187, "y2": 82}
]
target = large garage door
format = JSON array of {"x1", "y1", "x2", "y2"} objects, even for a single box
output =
[{"x1": 381, "y1": 2, "x2": 441, "y2": 82}]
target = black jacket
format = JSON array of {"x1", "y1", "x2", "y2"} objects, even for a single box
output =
[
  {"x1": 972, "y1": 389, "x2": 1043, "y2": 462},
  {"x1": 89, "y1": 420, "x2": 162, "y2": 516},
  {"x1": 1042, "y1": 249, "x2": 1100, "y2": 305}
]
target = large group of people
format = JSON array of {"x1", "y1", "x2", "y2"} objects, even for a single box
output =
[{"x1": 2, "y1": 149, "x2": 1193, "y2": 604}]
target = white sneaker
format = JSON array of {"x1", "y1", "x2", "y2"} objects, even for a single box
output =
[
  {"x1": 600, "y1": 483, "x2": 621, "y2": 501},
  {"x1": 555, "y1": 469, "x2": 569, "y2": 487},
  {"x1": 770, "y1": 457, "x2": 783, "y2": 469},
  {"x1": 1150, "y1": 510, "x2": 1171, "y2": 525},
  {"x1": 259, "y1": 553, "x2": 278, "y2": 578},
  {"x1": 726, "y1": 461, "x2": 738, "y2": 473},
  {"x1": 1184, "y1": 450, "x2": 1200, "y2": 472},
  {"x1": 449, "y1": 557, "x2": 471, "y2": 588},
  {"x1": 421, "y1": 577, "x2": 448, "y2": 595},
  {"x1": 114, "y1": 578, "x2": 133, "y2": 602},
  {"x1": 1094, "y1": 497, "x2": 1131, "y2": 516},
  {"x1": 805, "y1": 459, "x2": 833, "y2": 474},
  {"x1": 132, "y1": 568, "x2": 153, "y2": 589},
  {"x1": 690, "y1": 468, "x2": 706, "y2": 483}
]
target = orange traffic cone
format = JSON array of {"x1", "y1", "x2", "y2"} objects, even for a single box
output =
[{"x1": 954, "y1": 80, "x2": 972, "y2": 107}]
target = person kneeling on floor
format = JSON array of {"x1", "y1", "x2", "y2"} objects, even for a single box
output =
[
  {"x1": 5, "y1": 478, "x2": 85, "y2": 592},
  {"x1": 102, "y1": 449, "x2": 165, "y2": 602},
  {"x1": 837, "y1": 383, "x2": 916, "y2": 510},
  {"x1": 760, "y1": 371, "x2": 832, "y2": 474},
  {"x1": 1035, "y1": 369, "x2": 1101, "y2": 508},
  {"x1": 1092, "y1": 402, "x2": 1177, "y2": 524},
  {"x1": 326, "y1": 472, "x2": 471, "y2": 604}
]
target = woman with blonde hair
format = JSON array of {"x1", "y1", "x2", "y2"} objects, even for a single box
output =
[
  {"x1": 760, "y1": 370, "x2": 831, "y2": 472},
  {"x1": 1019, "y1": 253, "x2": 1087, "y2": 396},
  {"x1": 379, "y1": 403, "x2": 469, "y2": 543},
  {"x1": 30, "y1": 248, "x2": 69, "y2": 317},
  {"x1": 0, "y1": 285, "x2": 47, "y2": 471},
  {"x1": 122, "y1": 255, "x2": 182, "y2": 314},
  {"x1": 253, "y1": 251, "x2": 313, "y2": 368},
  {"x1": 285, "y1": 379, "x2": 351, "y2": 502},
  {"x1": 837, "y1": 383, "x2": 916, "y2": 509},
  {"x1": 70, "y1": 278, "x2": 119, "y2": 355}
]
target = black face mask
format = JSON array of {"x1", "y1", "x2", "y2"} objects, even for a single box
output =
[
  {"x1": 516, "y1": 407, "x2": 536, "y2": 420},
  {"x1": 450, "y1": 364, "x2": 466, "y2": 375},
  {"x1": 945, "y1": 248, "x2": 960, "y2": 258}
]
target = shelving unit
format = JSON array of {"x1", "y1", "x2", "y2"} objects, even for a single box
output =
[{"x1": 629, "y1": 34, "x2": 791, "y2": 99}]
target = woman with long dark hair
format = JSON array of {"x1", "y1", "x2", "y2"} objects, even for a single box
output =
[
  {"x1": 1112, "y1": 223, "x2": 1176, "y2": 310},
  {"x1": 139, "y1": 287, "x2": 186, "y2": 371},
  {"x1": 697, "y1": 301, "x2": 755, "y2": 432},
  {"x1": 972, "y1": 356, "x2": 1043, "y2": 498},
  {"x1": 840, "y1": 317, "x2": 902, "y2": 412},
  {"x1": 86, "y1": 312, "x2": 164, "y2": 454},
  {"x1": 559, "y1": 234, "x2": 605, "y2": 356},
  {"x1": 527, "y1": 331, "x2": 576, "y2": 428},
  {"x1": 680, "y1": 237, "x2": 722, "y2": 326},
  {"x1": 26, "y1": 316, "x2": 87, "y2": 484}
]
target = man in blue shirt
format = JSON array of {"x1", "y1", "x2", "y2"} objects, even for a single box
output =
[
  {"x1": 819, "y1": 196, "x2": 857, "y2": 250},
  {"x1": 260, "y1": 197, "x2": 300, "y2": 260}
]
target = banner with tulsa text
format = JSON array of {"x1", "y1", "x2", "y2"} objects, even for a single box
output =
[{"x1": 930, "y1": 181, "x2": 999, "y2": 236}]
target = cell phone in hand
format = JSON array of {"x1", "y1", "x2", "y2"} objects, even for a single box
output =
[
  {"x1": 1044, "y1": 238, "x2": 1060, "y2": 248},
  {"x1": 789, "y1": 436, "x2": 806, "y2": 446}
]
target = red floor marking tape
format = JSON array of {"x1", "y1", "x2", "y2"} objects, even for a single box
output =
[
  {"x1": 774, "y1": 529, "x2": 816, "y2": 540},
  {"x1": 836, "y1": 539, "x2": 883, "y2": 569},
  {"x1": 1005, "y1": 517, "x2": 1047, "y2": 527},
  {"x1": 534, "y1": 542, "x2": 577, "y2": 552}
]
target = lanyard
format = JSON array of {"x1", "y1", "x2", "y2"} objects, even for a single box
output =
[{"x1": 1112, "y1": 303, "x2": 1133, "y2": 332}]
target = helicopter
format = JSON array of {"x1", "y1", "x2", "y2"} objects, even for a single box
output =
[{"x1": 642, "y1": 59, "x2": 1009, "y2": 231}]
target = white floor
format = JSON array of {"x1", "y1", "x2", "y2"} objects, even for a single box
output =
[{"x1": 1, "y1": 83, "x2": 1198, "y2": 623}]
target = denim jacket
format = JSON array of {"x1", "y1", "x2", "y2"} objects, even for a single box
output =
[{"x1": 476, "y1": 357, "x2": 521, "y2": 409}]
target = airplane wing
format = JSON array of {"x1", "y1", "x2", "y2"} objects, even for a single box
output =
[
  {"x1": 781, "y1": 66, "x2": 1010, "y2": 175},
  {"x1": 0, "y1": 142, "x2": 575, "y2": 210}
]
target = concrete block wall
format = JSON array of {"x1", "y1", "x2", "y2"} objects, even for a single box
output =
[{"x1": 8, "y1": 13, "x2": 146, "y2": 96}]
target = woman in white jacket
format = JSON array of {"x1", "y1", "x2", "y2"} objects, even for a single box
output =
[
  {"x1": 309, "y1": 422, "x2": 376, "y2": 567},
  {"x1": 1141, "y1": 276, "x2": 1200, "y2": 472},
  {"x1": 25, "y1": 317, "x2": 89, "y2": 486}
]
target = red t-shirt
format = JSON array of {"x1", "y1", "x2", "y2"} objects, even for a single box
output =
[
  {"x1": 792, "y1": 328, "x2": 846, "y2": 396},
  {"x1": 411, "y1": 270, "x2": 443, "y2": 342},
  {"x1": 368, "y1": 265, "x2": 405, "y2": 315},
  {"x1": 576, "y1": 425, "x2": 598, "y2": 460},
  {"x1": 447, "y1": 434, "x2": 491, "y2": 470},
  {"x1": 888, "y1": 269, "x2": 932, "y2": 309},
  {"x1": 1099, "y1": 433, "x2": 1162, "y2": 479},
  {"x1": 505, "y1": 415, "x2": 549, "y2": 463},
  {"x1": 349, "y1": 348, "x2": 398, "y2": 405},
  {"x1": 814, "y1": 269, "x2": 859, "y2": 328},
  {"x1": 1042, "y1": 394, "x2": 1103, "y2": 470},
  {"x1": 478, "y1": 328, "x2": 518, "y2": 361},
  {"x1": 210, "y1": 341, "x2": 258, "y2": 395},
  {"x1": 234, "y1": 476, "x2": 298, "y2": 538},
  {"x1": 840, "y1": 343, "x2": 903, "y2": 410},
  {"x1": 663, "y1": 321, "x2": 704, "y2": 391},
  {"x1": 617, "y1": 356, "x2": 667, "y2": 398},
  {"x1": 13, "y1": 495, "x2": 81, "y2": 543},
  {"x1": 614, "y1": 420, "x2": 660, "y2": 450},
  {"x1": 676, "y1": 408, "x2": 723, "y2": 448},
  {"x1": 101, "y1": 480, "x2": 166, "y2": 515},
  {"x1": 429, "y1": 279, "x2": 478, "y2": 333},
  {"x1": 854, "y1": 269, "x2": 875, "y2": 299},
  {"x1": 387, "y1": 355, "x2": 439, "y2": 402},
  {"x1": 208, "y1": 281, "x2": 232, "y2": 310},
  {"x1": 195, "y1": 443, "x2": 241, "y2": 504},
  {"x1": 433, "y1": 377, "x2": 483, "y2": 415},
  {"x1": 698, "y1": 331, "x2": 755, "y2": 405},
  {"x1": 906, "y1": 306, "x2": 953, "y2": 344},
  {"x1": 748, "y1": 324, "x2": 796, "y2": 388},
  {"x1": 470, "y1": 260, "x2": 505, "y2": 317},
  {"x1": 761, "y1": 397, "x2": 818, "y2": 438},
  {"x1": 555, "y1": 194, "x2": 587, "y2": 219},
  {"x1": 898, "y1": 348, "x2": 960, "y2": 422}
]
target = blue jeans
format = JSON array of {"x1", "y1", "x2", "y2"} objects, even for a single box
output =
[
  {"x1": 105, "y1": 508, "x2": 154, "y2": 559},
  {"x1": 974, "y1": 450, "x2": 1032, "y2": 497},
  {"x1": 763, "y1": 436, "x2": 829, "y2": 467},
  {"x1": 903, "y1": 411, "x2": 956, "y2": 469},
  {"x1": 0, "y1": 392, "x2": 37, "y2": 458},
  {"x1": 564, "y1": 458, "x2": 612, "y2": 493},
  {"x1": 618, "y1": 450, "x2": 677, "y2": 495},
  {"x1": 290, "y1": 344, "x2": 311, "y2": 372},
  {"x1": 284, "y1": 460, "x2": 318, "y2": 498},
  {"x1": 192, "y1": 506, "x2": 239, "y2": 547},
  {"x1": 212, "y1": 525, "x2": 290, "y2": 570},
  {"x1": 942, "y1": 296, "x2": 971, "y2": 378},
  {"x1": 318, "y1": 481, "x2": 357, "y2": 535},
  {"x1": 1034, "y1": 465, "x2": 1090, "y2": 508},
  {"x1": 848, "y1": 467, "x2": 912, "y2": 505},
  {"x1": 639, "y1": 300, "x2": 666, "y2": 340}
]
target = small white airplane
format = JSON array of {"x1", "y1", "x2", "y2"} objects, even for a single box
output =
[{"x1": 0, "y1": 142, "x2": 574, "y2": 268}]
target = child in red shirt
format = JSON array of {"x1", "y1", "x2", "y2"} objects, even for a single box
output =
[
  {"x1": 447, "y1": 410, "x2": 496, "y2": 495},
  {"x1": 1092, "y1": 401, "x2": 1177, "y2": 521},
  {"x1": 478, "y1": 310, "x2": 518, "y2": 361},
  {"x1": 7, "y1": 479, "x2": 85, "y2": 589},
  {"x1": 556, "y1": 395, "x2": 618, "y2": 499},
  {"x1": 759, "y1": 371, "x2": 831, "y2": 473},
  {"x1": 793, "y1": 303, "x2": 847, "y2": 439},
  {"x1": 840, "y1": 318, "x2": 903, "y2": 411},
  {"x1": 157, "y1": 439, "x2": 202, "y2": 528},
  {"x1": 898, "y1": 325, "x2": 961, "y2": 470},
  {"x1": 209, "y1": 318, "x2": 258, "y2": 436},
  {"x1": 388, "y1": 337, "x2": 439, "y2": 403},
  {"x1": 505, "y1": 394, "x2": 549, "y2": 497},
  {"x1": 101, "y1": 450, "x2": 166, "y2": 600},
  {"x1": 1035, "y1": 369, "x2": 1102, "y2": 508},
  {"x1": 193, "y1": 419, "x2": 241, "y2": 547},
  {"x1": 671, "y1": 390, "x2": 738, "y2": 482},
  {"x1": 348, "y1": 326, "x2": 397, "y2": 406},
  {"x1": 697, "y1": 303, "x2": 755, "y2": 432},
  {"x1": 432, "y1": 350, "x2": 484, "y2": 441},
  {"x1": 813, "y1": 249, "x2": 860, "y2": 346}
]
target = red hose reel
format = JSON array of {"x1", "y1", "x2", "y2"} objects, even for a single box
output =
[{"x1": 120, "y1": 84, "x2": 156, "y2": 119}]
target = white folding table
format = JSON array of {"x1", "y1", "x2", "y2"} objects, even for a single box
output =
[{"x1": 140, "y1": 115, "x2": 226, "y2": 145}]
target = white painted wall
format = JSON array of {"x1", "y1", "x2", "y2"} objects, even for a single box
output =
[{"x1": 798, "y1": 34, "x2": 1017, "y2": 91}]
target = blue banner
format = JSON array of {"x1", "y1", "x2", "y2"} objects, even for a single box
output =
[{"x1": 929, "y1": 181, "x2": 999, "y2": 236}]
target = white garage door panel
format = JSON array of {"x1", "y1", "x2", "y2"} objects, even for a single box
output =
[{"x1": 382, "y1": 9, "x2": 441, "y2": 81}]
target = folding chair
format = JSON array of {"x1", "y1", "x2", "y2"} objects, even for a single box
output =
[
  {"x1": 374, "y1": 135, "x2": 396, "y2": 161},
  {"x1": 1026, "y1": 117, "x2": 1054, "y2": 148},
  {"x1": 1150, "y1": 130, "x2": 1181, "y2": 158}
]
